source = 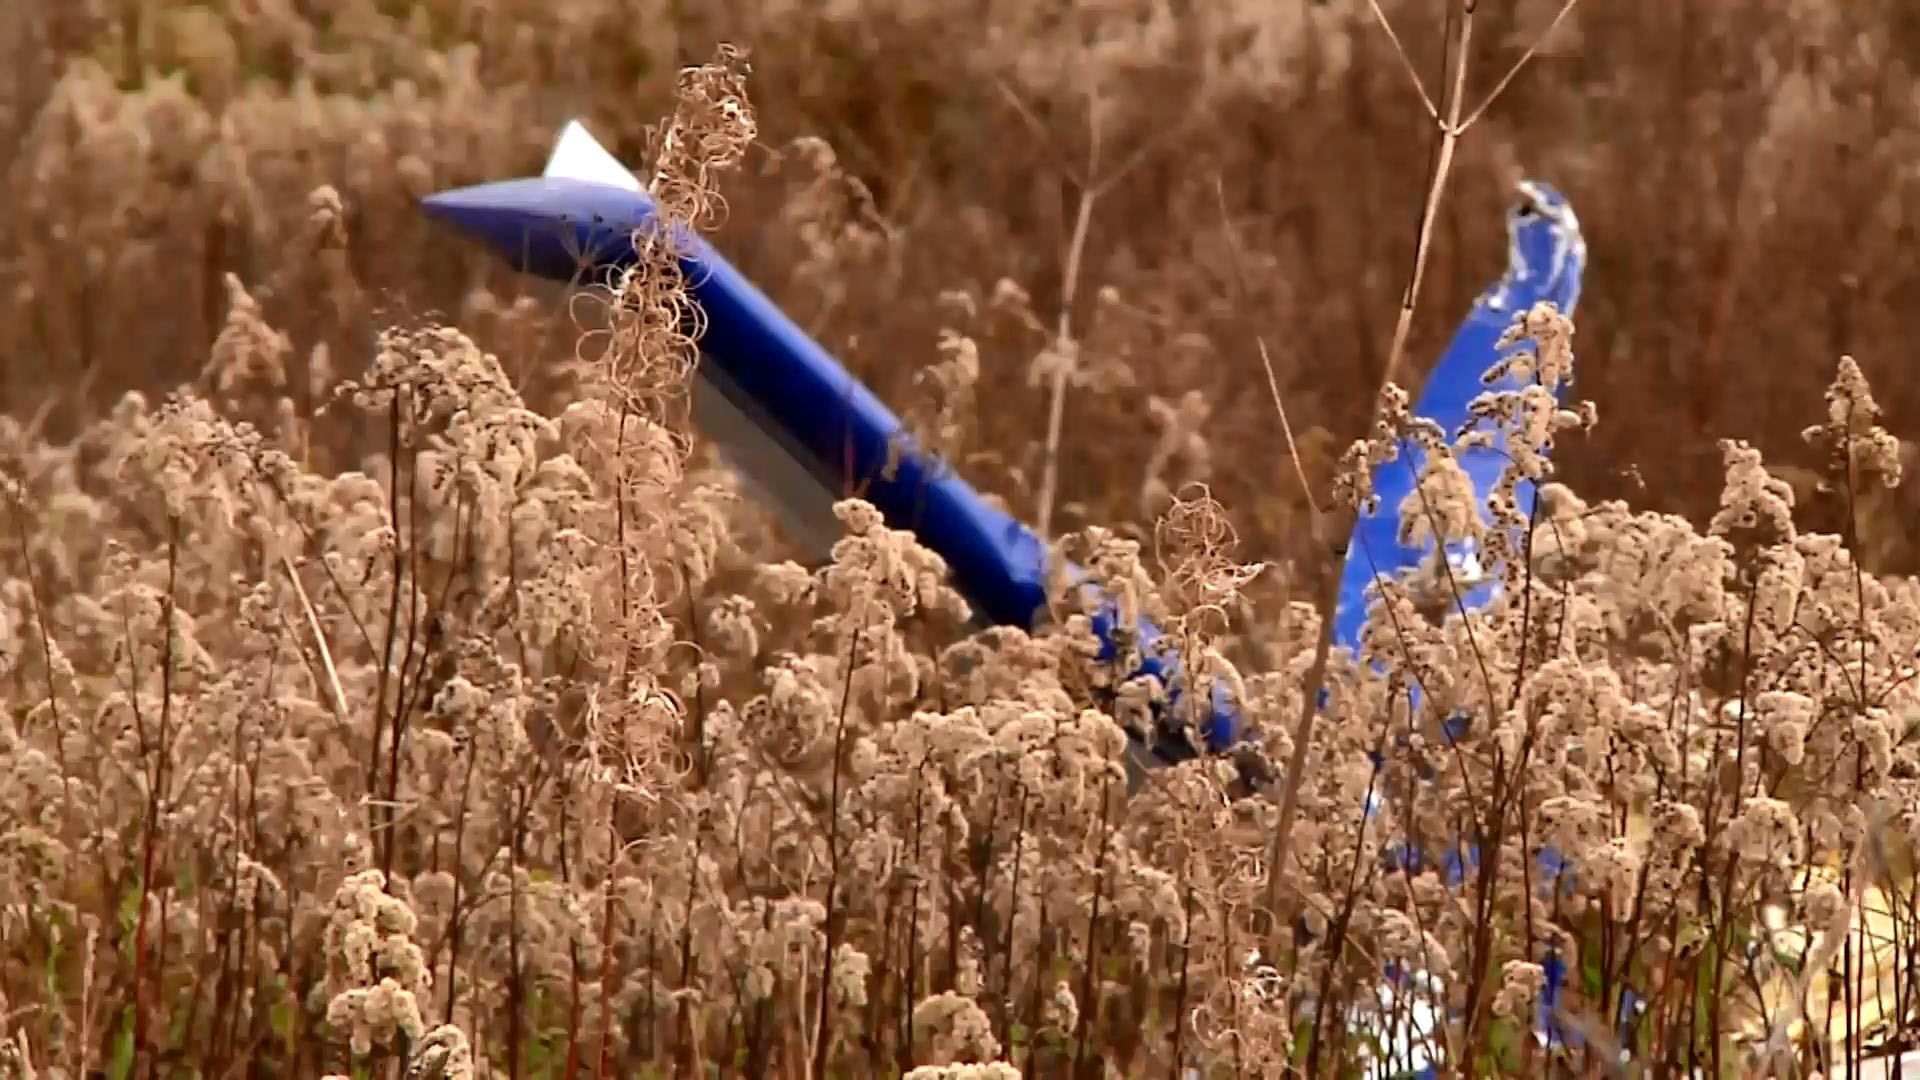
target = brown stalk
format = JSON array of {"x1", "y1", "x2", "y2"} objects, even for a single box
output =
[
  {"x1": 870, "y1": 868, "x2": 901, "y2": 1068},
  {"x1": 685, "y1": 570, "x2": 711, "y2": 782},
  {"x1": 943, "y1": 813, "x2": 960, "y2": 995},
  {"x1": 972, "y1": 780, "x2": 1004, "y2": 961},
  {"x1": 504, "y1": 774, "x2": 536, "y2": 1080},
  {"x1": 644, "y1": 887, "x2": 660, "y2": 1067},
  {"x1": 440, "y1": 685, "x2": 482, "y2": 1027},
  {"x1": 1837, "y1": 395, "x2": 1872, "y2": 1077},
  {"x1": 131, "y1": 514, "x2": 180, "y2": 1077},
  {"x1": 241, "y1": 465, "x2": 377, "y2": 657},
  {"x1": 1256, "y1": 0, "x2": 1573, "y2": 974},
  {"x1": 369, "y1": 393, "x2": 406, "y2": 853},
  {"x1": 675, "y1": 830, "x2": 703, "y2": 1077},
  {"x1": 560, "y1": 767, "x2": 584, "y2": 1080},
  {"x1": 811, "y1": 612, "x2": 867, "y2": 1080},
  {"x1": 1019, "y1": 79, "x2": 1199, "y2": 543},
  {"x1": 995, "y1": 780, "x2": 1029, "y2": 1038},
  {"x1": 1250, "y1": 0, "x2": 1476, "y2": 935},
  {"x1": 1071, "y1": 775, "x2": 1116, "y2": 1078},
  {"x1": 596, "y1": 816, "x2": 619, "y2": 1078},
  {"x1": 379, "y1": 423, "x2": 433, "y2": 879},
  {"x1": 1167, "y1": 881, "x2": 1195, "y2": 1080},
  {"x1": 1304, "y1": 703, "x2": 1396, "y2": 1076},
  {"x1": 3, "y1": 485, "x2": 76, "y2": 831},
  {"x1": 282, "y1": 557, "x2": 350, "y2": 720},
  {"x1": 749, "y1": 883, "x2": 784, "y2": 1078},
  {"x1": 1703, "y1": 563, "x2": 1762, "y2": 1077},
  {"x1": 904, "y1": 769, "x2": 928, "y2": 1067},
  {"x1": 1022, "y1": 891, "x2": 1050, "y2": 1077},
  {"x1": 1031, "y1": 89, "x2": 1103, "y2": 543}
]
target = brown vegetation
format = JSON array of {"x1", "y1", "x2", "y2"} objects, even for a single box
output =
[{"x1": 4, "y1": 1, "x2": 1920, "y2": 1078}]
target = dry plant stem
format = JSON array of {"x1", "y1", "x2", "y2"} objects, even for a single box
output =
[
  {"x1": 1468, "y1": 540, "x2": 1558, "y2": 1072},
  {"x1": 1460, "y1": 0, "x2": 1585, "y2": 131},
  {"x1": 442, "y1": 699, "x2": 483, "y2": 1026},
  {"x1": 973, "y1": 779, "x2": 1003, "y2": 950},
  {"x1": 713, "y1": 950, "x2": 744, "y2": 1074},
  {"x1": 560, "y1": 772, "x2": 584, "y2": 1080},
  {"x1": 128, "y1": 517, "x2": 178, "y2": 1076},
  {"x1": 812, "y1": 585, "x2": 870, "y2": 1078},
  {"x1": 795, "y1": 861, "x2": 818, "y2": 1072},
  {"x1": 1072, "y1": 775, "x2": 1116, "y2": 1076},
  {"x1": 506, "y1": 778, "x2": 530, "y2": 1080},
  {"x1": 1704, "y1": 576, "x2": 1760, "y2": 1080},
  {"x1": 5, "y1": 490, "x2": 75, "y2": 821},
  {"x1": 744, "y1": 902, "x2": 776, "y2": 1078},
  {"x1": 675, "y1": 831, "x2": 702, "y2": 1076},
  {"x1": 1305, "y1": 709, "x2": 1392, "y2": 1078},
  {"x1": 78, "y1": 926, "x2": 97, "y2": 1076},
  {"x1": 645, "y1": 892, "x2": 661, "y2": 1068},
  {"x1": 1168, "y1": 882, "x2": 1195, "y2": 1080},
  {"x1": 1366, "y1": 0, "x2": 1440, "y2": 120},
  {"x1": 905, "y1": 776, "x2": 925, "y2": 1064},
  {"x1": 382, "y1": 430, "x2": 432, "y2": 879},
  {"x1": 595, "y1": 824, "x2": 618, "y2": 1079},
  {"x1": 1263, "y1": 0, "x2": 1480, "y2": 953},
  {"x1": 996, "y1": 781, "x2": 1027, "y2": 1040},
  {"x1": 370, "y1": 395, "x2": 405, "y2": 850},
  {"x1": 869, "y1": 883, "x2": 897, "y2": 1066},
  {"x1": 243, "y1": 467, "x2": 377, "y2": 656},
  {"x1": 282, "y1": 556, "x2": 351, "y2": 719},
  {"x1": 685, "y1": 581, "x2": 709, "y2": 781},
  {"x1": 1007, "y1": 84, "x2": 1203, "y2": 544},
  {"x1": 1033, "y1": 98, "x2": 1102, "y2": 542},
  {"x1": 1379, "y1": 1, "x2": 1474, "y2": 397},
  {"x1": 1839, "y1": 407, "x2": 1871, "y2": 1076},
  {"x1": 1023, "y1": 892, "x2": 1050, "y2": 1076},
  {"x1": 1211, "y1": 176, "x2": 1326, "y2": 525},
  {"x1": 1223, "y1": 912, "x2": 1242, "y2": 1079},
  {"x1": 1210, "y1": 173, "x2": 1345, "y2": 950},
  {"x1": 943, "y1": 814, "x2": 960, "y2": 994}
]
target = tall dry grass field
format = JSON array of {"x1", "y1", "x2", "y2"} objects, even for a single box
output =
[{"x1": 3, "y1": 1, "x2": 1920, "y2": 1078}]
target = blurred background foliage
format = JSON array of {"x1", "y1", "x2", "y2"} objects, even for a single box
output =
[{"x1": 4, "y1": 0, "x2": 1919, "y2": 575}]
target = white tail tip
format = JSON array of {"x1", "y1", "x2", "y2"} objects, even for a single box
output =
[{"x1": 542, "y1": 119, "x2": 642, "y2": 192}]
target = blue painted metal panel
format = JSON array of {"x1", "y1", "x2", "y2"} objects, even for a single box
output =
[{"x1": 421, "y1": 168, "x2": 1236, "y2": 757}]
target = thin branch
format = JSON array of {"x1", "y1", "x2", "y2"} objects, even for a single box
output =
[
  {"x1": 991, "y1": 78, "x2": 1085, "y2": 188},
  {"x1": 283, "y1": 556, "x2": 351, "y2": 721},
  {"x1": 1090, "y1": 96, "x2": 1210, "y2": 199},
  {"x1": 1261, "y1": 0, "x2": 1480, "y2": 954},
  {"x1": 1462, "y1": 0, "x2": 1585, "y2": 131},
  {"x1": 1211, "y1": 177, "x2": 1325, "y2": 527},
  {"x1": 1015, "y1": 84, "x2": 1200, "y2": 542},
  {"x1": 1379, "y1": 0, "x2": 1476, "y2": 396},
  {"x1": 1366, "y1": 0, "x2": 1442, "y2": 121},
  {"x1": 1033, "y1": 91, "x2": 1103, "y2": 541}
]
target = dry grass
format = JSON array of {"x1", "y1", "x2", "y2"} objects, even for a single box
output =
[{"x1": 4, "y1": 2, "x2": 1920, "y2": 1078}]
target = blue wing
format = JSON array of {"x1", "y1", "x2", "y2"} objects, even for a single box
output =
[
  {"x1": 421, "y1": 125, "x2": 1237, "y2": 758},
  {"x1": 1334, "y1": 182, "x2": 1588, "y2": 1068},
  {"x1": 1332, "y1": 181, "x2": 1587, "y2": 653}
]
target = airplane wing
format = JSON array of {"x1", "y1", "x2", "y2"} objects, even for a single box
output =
[
  {"x1": 1336, "y1": 181, "x2": 1588, "y2": 1072},
  {"x1": 1332, "y1": 180, "x2": 1588, "y2": 652}
]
